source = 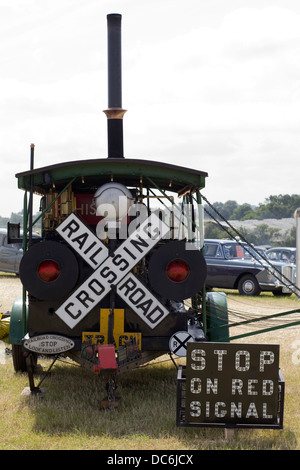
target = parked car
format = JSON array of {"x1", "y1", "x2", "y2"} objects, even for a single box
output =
[
  {"x1": 203, "y1": 239, "x2": 296, "y2": 296},
  {"x1": 266, "y1": 247, "x2": 296, "y2": 265},
  {"x1": 0, "y1": 229, "x2": 40, "y2": 275}
]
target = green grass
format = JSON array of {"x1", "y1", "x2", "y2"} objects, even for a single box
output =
[
  {"x1": 0, "y1": 290, "x2": 299, "y2": 450},
  {"x1": 0, "y1": 350, "x2": 299, "y2": 450}
]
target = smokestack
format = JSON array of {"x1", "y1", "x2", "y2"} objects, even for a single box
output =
[{"x1": 104, "y1": 13, "x2": 126, "y2": 158}]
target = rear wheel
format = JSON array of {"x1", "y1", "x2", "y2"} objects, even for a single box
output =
[
  {"x1": 12, "y1": 344, "x2": 27, "y2": 372},
  {"x1": 12, "y1": 344, "x2": 38, "y2": 372},
  {"x1": 238, "y1": 274, "x2": 261, "y2": 296}
]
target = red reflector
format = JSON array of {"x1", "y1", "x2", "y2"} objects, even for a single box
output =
[
  {"x1": 38, "y1": 260, "x2": 61, "y2": 282},
  {"x1": 94, "y1": 344, "x2": 118, "y2": 373},
  {"x1": 166, "y1": 259, "x2": 190, "y2": 282}
]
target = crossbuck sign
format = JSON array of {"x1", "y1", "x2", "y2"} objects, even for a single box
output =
[{"x1": 55, "y1": 212, "x2": 170, "y2": 329}]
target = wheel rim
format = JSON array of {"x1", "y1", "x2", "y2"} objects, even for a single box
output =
[{"x1": 243, "y1": 280, "x2": 255, "y2": 294}]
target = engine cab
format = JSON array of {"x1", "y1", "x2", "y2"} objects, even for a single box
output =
[{"x1": 14, "y1": 157, "x2": 208, "y2": 373}]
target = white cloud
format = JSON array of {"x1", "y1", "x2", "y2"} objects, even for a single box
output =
[{"x1": 0, "y1": 2, "x2": 300, "y2": 217}]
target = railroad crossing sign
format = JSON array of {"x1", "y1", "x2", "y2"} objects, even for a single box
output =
[
  {"x1": 55, "y1": 212, "x2": 170, "y2": 329},
  {"x1": 169, "y1": 331, "x2": 194, "y2": 357}
]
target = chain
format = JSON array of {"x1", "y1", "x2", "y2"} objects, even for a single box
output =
[{"x1": 106, "y1": 375, "x2": 116, "y2": 411}]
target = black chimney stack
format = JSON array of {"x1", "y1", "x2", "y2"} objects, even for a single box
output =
[{"x1": 104, "y1": 13, "x2": 126, "y2": 158}]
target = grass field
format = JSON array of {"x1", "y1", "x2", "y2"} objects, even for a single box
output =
[{"x1": 0, "y1": 275, "x2": 299, "y2": 450}]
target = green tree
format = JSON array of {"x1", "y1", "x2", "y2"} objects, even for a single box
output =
[
  {"x1": 255, "y1": 194, "x2": 300, "y2": 219},
  {"x1": 204, "y1": 200, "x2": 238, "y2": 220},
  {"x1": 0, "y1": 215, "x2": 9, "y2": 228},
  {"x1": 206, "y1": 194, "x2": 300, "y2": 221},
  {"x1": 10, "y1": 211, "x2": 23, "y2": 225},
  {"x1": 204, "y1": 221, "x2": 232, "y2": 239},
  {"x1": 282, "y1": 226, "x2": 296, "y2": 247},
  {"x1": 254, "y1": 224, "x2": 281, "y2": 245},
  {"x1": 230, "y1": 203, "x2": 255, "y2": 220},
  {"x1": 221, "y1": 200, "x2": 238, "y2": 220}
]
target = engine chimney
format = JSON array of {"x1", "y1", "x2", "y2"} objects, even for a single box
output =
[{"x1": 104, "y1": 13, "x2": 126, "y2": 158}]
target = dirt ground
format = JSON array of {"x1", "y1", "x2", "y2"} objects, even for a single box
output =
[
  {"x1": 0, "y1": 274, "x2": 23, "y2": 313},
  {"x1": 0, "y1": 274, "x2": 22, "y2": 361},
  {"x1": 224, "y1": 289, "x2": 300, "y2": 346}
]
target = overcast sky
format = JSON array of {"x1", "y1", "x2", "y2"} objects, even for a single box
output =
[{"x1": 1, "y1": 0, "x2": 300, "y2": 217}]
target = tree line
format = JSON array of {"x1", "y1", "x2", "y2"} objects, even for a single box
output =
[
  {"x1": 202, "y1": 194, "x2": 299, "y2": 246},
  {"x1": 204, "y1": 194, "x2": 300, "y2": 247},
  {"x1": 0, "y1": 211, "x2": 41, "y2": 231},
  {"x1": 204, "y1": 194, "x2": 300, "y2": 221},
  {"x1": 204, "y1": 221, "x2": 296, "y2": 247}
]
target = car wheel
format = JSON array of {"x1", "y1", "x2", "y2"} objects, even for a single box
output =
[{"x1": 238, "y1": 274, "x2": 261, "y2": 296}]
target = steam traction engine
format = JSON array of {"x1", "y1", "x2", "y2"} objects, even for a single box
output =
[{"x1": 8, "y1": 14, "x2": 228, "y2": 405}]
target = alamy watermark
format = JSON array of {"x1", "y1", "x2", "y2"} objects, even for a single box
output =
[{"x1": 93, "y1": 197, "x2": 204, "y2": 246}]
